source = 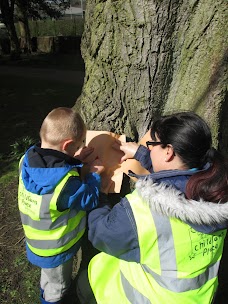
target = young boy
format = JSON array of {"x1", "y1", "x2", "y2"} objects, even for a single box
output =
[{"x1": 18, "y1": 107, "x2": 104, "y2": 304}]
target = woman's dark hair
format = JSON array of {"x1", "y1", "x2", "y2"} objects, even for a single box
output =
[{"x1": 151, "y1": 111, "x2": 228, "y2": 203}]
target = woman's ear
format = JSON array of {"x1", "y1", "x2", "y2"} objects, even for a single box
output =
[{"x1": 165, "y1": 145, "x2": 175, "y2": 162}]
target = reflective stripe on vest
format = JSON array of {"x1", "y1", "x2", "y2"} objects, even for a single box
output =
[
  {"x1": 18, "y1": 160, "x2": 86, "y2": 256},
  {"x1": 120, "y1": 271, "x2": 151, "y2": 304},
  {"x1": 89, "y1": 190, "x2": 226, "y2": 304}
]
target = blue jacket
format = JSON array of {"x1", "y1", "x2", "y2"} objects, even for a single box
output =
[
  {"x1": 88, "y1": 145, "x2": 228, "y2": 262},
  {"x1": 20, "y1": 144, "x2": 101, "y2": 268}
]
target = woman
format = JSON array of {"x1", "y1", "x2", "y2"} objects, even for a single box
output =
[{"x1": 77, "y1": 111, "x2": 228, "y2": 304}]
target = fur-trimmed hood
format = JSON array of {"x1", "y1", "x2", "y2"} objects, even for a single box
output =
[{"x1": 136, "y1": 178, "x2": 228, "y2": 226}]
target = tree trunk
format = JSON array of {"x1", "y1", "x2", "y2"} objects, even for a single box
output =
[
  {"x1": 0, "y1": 0, "x2": 20, "y2": 58},
  {"x1": 75, "y1": 0, "x2": 228, "y2": 153},
  {"x1": 16, "y1": 0, "x2": 32, "y2": 53}
]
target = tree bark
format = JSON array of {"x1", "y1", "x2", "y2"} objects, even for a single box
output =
[{"x1": 76, "y1": 0, "x2": 228, "y2": 153}]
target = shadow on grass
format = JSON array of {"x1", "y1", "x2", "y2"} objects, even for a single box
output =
[
  {"x1": 0, "y1": 52, "x2": 85, "y2": 71},
  {"x1": 0, "y1": 60, "x2": 85, "y2": 156}
]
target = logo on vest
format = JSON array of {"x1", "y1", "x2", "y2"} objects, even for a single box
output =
[
  {"x1": 188, "y1": 229, "x2": 225, "y2": 260},
  {"x1": 19, "y1": 189, "x2": 41, "y2": 219}
]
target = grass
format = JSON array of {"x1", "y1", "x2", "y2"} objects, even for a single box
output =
[
  {"x1": 0, "y1": 166, "x2": 41, "y2": 304},
  {"x1": 0, "y1": 75, "x2": 78, "y2": 155},
  {"x1": 0, "y1": 55, "x2": 84, "y2": 156},
  {"x1": 0, "y1": 53, "x2": 85, "y2": 71},
  {"x1": 0, "y1": 166, "x2": 38, "y2": 304}
]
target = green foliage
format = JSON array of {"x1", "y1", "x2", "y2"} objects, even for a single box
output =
[
  {"x1": 27, "y1": 17, "x2": 84, "y2": 37},
  {"x1": 16, "y1": 0, "x2": 70, "y2": 20},
  {"x1": 10, "y1": 136, "x2": 35, "y2": 161}
]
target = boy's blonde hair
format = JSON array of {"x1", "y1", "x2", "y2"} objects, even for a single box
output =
[{"x1": 40, "y1": 107, "x2": 86, "y2": 145}]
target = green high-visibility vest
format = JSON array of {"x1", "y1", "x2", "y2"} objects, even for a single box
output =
[
  {"x1": 18, "y1": 161, "x2": 86, "y2": 257},
  {"x1": 89, "y1": 190, "x2": 226, "y2": 304}
]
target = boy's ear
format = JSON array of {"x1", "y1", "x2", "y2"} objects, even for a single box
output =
[{"x1": 62, "y1": 139, "x2": 74, "y2": 152}]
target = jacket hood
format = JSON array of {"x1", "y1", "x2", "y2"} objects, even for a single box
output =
[
  {"x1": 136, "y1": 178, "x2": 228, "y2": 226},
  {"x1": 22, "y1": 164, "x2": 71, "y2": 195},
  {"x1": 21, "y1": 146, "x2": 80, "y2": 195}
]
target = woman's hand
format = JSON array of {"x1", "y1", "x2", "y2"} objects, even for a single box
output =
[
  {"x1": 74, "y1": 146, "x2": 94, "y2": 162},
  {"x1": 112, "y1": 139, "x2": 139, "y2": 163}
]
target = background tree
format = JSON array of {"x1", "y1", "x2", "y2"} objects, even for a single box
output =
[
  {"x1": 15, "y1": 0, "x2": 70, "y2": 53},
  {"x1": 16, "y1": 0, "x2": 32, "y2": 53},
  {"x1": 24, "y1": 0, "x2": 70, "y2": 20},
  {"x1": 0, "y1": 0, "x2": 20, "y2": 58},
  {"x1": 76, "y1": 0, "x2": 228, "y2": 154},
  {"x1": 0, "y1": 0, "x2": 70, "y2": 55}
]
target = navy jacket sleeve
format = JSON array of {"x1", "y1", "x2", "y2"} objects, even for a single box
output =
[
  {"x1": 134, "y1": 145, "x2": 153, "y2": 172},
  {"x1": 88, "y1": 197, "x2": 140, "y2": 262}
]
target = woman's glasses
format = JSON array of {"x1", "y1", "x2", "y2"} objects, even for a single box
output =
[{"x1": 146, "y1": 141, "x2": 163, "y2": 149}]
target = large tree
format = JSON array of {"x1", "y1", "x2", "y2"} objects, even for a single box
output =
[{"x1": 76, "y1": 0, "x2": 228, "y2": 153}]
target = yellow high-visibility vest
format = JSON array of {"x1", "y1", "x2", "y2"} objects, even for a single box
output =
[
  {"x1": 18, "y1": 161, "x2": 86, "y2": 257},
  {"x1": 89, "y1": 190, "x2": 226, "y2": 304}
]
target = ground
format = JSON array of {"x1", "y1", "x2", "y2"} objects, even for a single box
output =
[
  {"x1": 0, "y1": 53, "x2": 85, "y2": 155},
  {"x1": 0, "y1": 53, "x2": 228, "y2": 304}
]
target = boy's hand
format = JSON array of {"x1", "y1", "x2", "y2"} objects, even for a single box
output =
[
  {"x1": 74, "y1": 146, "x2": 94, "y2": 162},
  {"x1": 89, "y1": 158, "x2": 105, "y2": 174},
  {"x1": 112, "y1": 139, "x2": 139, "y2": 163}
]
